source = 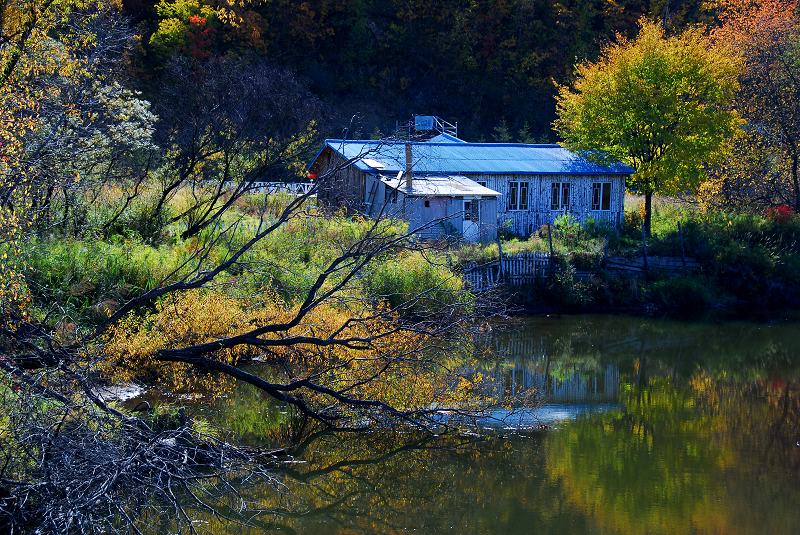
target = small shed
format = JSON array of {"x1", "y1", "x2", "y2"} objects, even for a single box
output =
[{"x1": 368, "y1": 173, "x2": 501, "y2": 243}]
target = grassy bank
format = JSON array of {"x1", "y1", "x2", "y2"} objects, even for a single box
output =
[
  {"x1": 20, "y1": 190, "x2": 468, "y2": 365},
  {"x1": 24, "y1": 185, "x2": 800, "y2": 330},
  {"x1": 459, "y1": 202, "x2": 800, "y2": 316}
]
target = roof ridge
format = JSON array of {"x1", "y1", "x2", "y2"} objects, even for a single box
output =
[{"x1": 325, "y1": 138, "x2": 562, "y2": 148}]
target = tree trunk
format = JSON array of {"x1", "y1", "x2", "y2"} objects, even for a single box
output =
[
  {"x1": 644, "y1": 191, "x2": 653, "y2": 237},
  {"x1": 792, "y1": 153, "x2": 800, "y2": 213}
]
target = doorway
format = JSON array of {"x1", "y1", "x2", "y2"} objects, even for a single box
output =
[{"x1": 463, "y1": 199, "x2": 480, "y2": 242}]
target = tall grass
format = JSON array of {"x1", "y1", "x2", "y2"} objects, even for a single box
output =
[
  {"x1": 25, "y1": 238, "x2": 192, "y2": 313},
  {"x1": 362, "y1": 251, "x2": 466, "y2": 315}
]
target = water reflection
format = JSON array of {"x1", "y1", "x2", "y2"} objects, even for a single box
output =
[
  {"x1": 482, "y1": 357, "x2": 620, "y2": 403},
  {"x1": 184, "y1": 314, "x2": 800, "y2": 534}
]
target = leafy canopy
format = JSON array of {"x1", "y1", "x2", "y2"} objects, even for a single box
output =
[
  {"x1": 710, "y1": 0, "x2": 800, "y2": 210},
  {"x1": 554, "y1": 19, "x2": 741, "y2": 199}
]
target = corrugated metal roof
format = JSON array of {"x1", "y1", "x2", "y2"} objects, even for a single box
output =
[
  {"x1": 426, "y1": 133, "x2": 467, "y2": 143},
  {"x1": 313, "y1": 139, "x2": 633, "y2": 175},
  {"x1": 380, "y1": 174, "x2": 501, "y2": 197}
]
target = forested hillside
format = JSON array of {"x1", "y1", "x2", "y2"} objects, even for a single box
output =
[{"x1": 124, "y1": 0, "x2": 715, "y2": 140}]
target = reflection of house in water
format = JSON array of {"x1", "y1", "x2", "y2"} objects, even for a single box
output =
[
  {"x1": 491, "y1": 360, "x2": 620, "y2": 403},
  {"x1": 479, "y1": 335, "x2": 620, "y2": 404}
]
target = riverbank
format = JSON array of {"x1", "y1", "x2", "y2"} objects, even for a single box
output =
[
  {"x1": 498, "y1": 273, "x2": 800, "y2": 318},
  {"x1": 460, "y1": 203, "x2": 800, "y2": 317}
]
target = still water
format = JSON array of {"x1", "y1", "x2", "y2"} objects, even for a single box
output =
[{"x1": 192, "y1": 315, "x2": 800, "y2": 534}]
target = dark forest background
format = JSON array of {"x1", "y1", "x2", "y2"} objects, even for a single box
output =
[{"x1": 122, "y1": 0, "x2": 715, "y2": 141}]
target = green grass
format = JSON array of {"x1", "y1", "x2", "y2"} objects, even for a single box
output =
[
  {"x1": 26, "y1": 238, "x2": 192, "y2": 314},
  {"x1": 25, "y1": 204, "x2": 468, "y2": 323}
]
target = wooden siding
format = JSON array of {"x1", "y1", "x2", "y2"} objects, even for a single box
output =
[
  {"x1": 467, "y1": 174, "x2": 625, "y2": 236},
  {"x1": 315, "y1": 154, "x2": 627, "y2": 239},
  {"x1": 313, "y1": 149, "x2": 366, "y2": 211}
]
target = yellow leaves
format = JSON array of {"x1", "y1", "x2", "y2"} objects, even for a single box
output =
[
  {"x1": 102, "y1": 289, "x2": 483, "y2": 413},
  {"x1": 555, "y1": 18, "x2": 742, "y2": 198},
  {"x1": 0, "y1": 209, "x2": 31, "y2": 330},
  {"x1": 102, "y1": 290, "x2": 256, "y2": 395}
]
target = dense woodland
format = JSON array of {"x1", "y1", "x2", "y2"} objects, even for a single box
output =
[{"x1": 126, "y1": 0, "x2": 716, "y2": 140}]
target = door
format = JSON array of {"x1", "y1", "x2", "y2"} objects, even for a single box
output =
[{"x1": 462, "y1": 199, "x2": 480, "y2": 242}]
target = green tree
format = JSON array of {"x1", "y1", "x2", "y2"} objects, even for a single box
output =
[
  {"x1": 554, "y1": 19, "x2": 741, "y2": 234},
  {"x1": 492, "y1": 119, "x2": 512, "y2": 142}
]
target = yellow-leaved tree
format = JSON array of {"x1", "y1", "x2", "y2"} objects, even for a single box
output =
[
  {"x1": 554, "y1": 19, "x2": 741, "y2": 234},
  {"x1": 102, "y1": 289, "x2": 488, "y2": 412}
]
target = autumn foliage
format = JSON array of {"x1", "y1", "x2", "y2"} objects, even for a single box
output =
[
  {"x1": 764, "y1": 204, "x2": 795, "y2": 223},
  {"x1": 708, "y1": 0, "x2": 800, "y2": 211},
  {"x1": 102, "y1": 289, "x2": 485, "y2": 410},
  {"x1": 554, "y1": 19, "x2": 741, "y2": 234},
  {"x1": 713, "y1": 0, "x2": 798, "y2": 49},
  {"x1": 0, "y1": 210, "x2": 31, "y2": 330}
]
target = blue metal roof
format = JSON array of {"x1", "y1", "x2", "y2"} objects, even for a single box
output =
[
  {"x1": 311, "y1": 140, "x2": 633, "y2": 176},
  {"x1": 426, "y1": 133, "x2": 466, "y2": 143}
]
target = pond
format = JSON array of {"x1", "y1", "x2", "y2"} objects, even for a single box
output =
[{"x1": 181, "y1": 314, "x2": 800, "y2": 534}]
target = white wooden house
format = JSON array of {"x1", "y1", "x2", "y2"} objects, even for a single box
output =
[{"x1": 308, "y1": 120, "x2": 632, "y2": 243}]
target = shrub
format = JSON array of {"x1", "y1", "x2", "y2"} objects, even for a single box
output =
[
  {"x1": 100, "y1": 193, "x2": 174, "y2": 243},
  {"x1": 623, "y1": 208, "x2": 644, "y2": 241},
  {"x1": 363, "y1": 251, "x2": 467, "y2": 316},
  {"x1": 765, "y1": 204, "x2": 795, "y2": 223},
  {"x1": 545, "y1": 256, "x2": 595, "y2": 307},
  {"x1": 648, "y1": 277, "x2": 714, "y2": 314}
]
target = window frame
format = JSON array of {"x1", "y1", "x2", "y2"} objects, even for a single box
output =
[
  {"x1": 507, "y1": 180, "x2": 529, "y2": 211},
  {"x1": 464, "y1": 199, "x2": 480, "y2": 222},
  {"x1": 551, "y1": 181, "x2": 570, "y2": 211},
  {"x1": 592, "y1": 182, "x2": 612, "y2": 211}
]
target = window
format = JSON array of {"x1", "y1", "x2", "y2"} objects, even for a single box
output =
[
  {"x1": 424, "y1": 199, "x2": 430, "y2": 208},
  {"x1": 508, "y1": 181, "x2": 528, "y2": 211},
  {"x1": 592, "y1": 182, "x2": 612, "y2": 211},
  {"x1": 551, "y1": 182, "x2": 570, "y2": 210},
  {"x1": 476, "y1": 180, "x2": 487, "y2": 188},
  {"x1": 464, "y1": 200, "x2": 480, "y2": 221},
  {"x1": 384, "y1": 184, "x2": 397, "y2": 204}
]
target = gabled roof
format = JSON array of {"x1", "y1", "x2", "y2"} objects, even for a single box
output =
[
  {"x1": 380, "y1": 174, "x2": 501, "y2": 197},
  {"x1": 426, "y1": 133, "x2": 467, "y2": 143},
  {"x1": 311, "y1": 139, "x2": 633, "y2": 176}
]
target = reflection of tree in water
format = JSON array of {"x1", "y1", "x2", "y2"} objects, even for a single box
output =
[
  {"x1": 481, "y1": 315, "x2": 800, "y2": 402},
  {"x1": 183, "y1": 382, "x2": 800, "y2": 535},
  {"x1": 166, "y1": 315, "x2": 800, "y2": 534},
  {"x1": 545, "y1": 375, "x2": 800, "y2": 535},
  {"x1": 185, "y1": 430, "x2": 601, "y2": 535}
]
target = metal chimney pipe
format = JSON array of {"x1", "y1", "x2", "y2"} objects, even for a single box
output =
[{"x1": 405, "y1": 142, "x2": 413, "y2": 191}]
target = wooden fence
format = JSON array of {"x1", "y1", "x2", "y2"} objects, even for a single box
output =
[
  {"x1": 463, "y1": 250, "x2": 701, "y2": 290},
  {"x1": 250, "y1": 182, "x2": 315, "y2": 196},
  {"x1": 463, "y1": 251, "x2": 552, "y2": 291},
  {"x1": 606, "y1": 255, "x2": 700, "y2": 276}
]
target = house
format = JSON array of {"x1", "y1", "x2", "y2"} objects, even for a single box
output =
[{"x1": 307, "y1": 117, "x2": 633, "y2": 243}]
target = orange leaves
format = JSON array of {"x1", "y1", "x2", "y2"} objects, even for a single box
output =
[
  {"x1": 713, "y1": 0, "x2": 799, "y2": 50},
  {"x1": 102, "y1": 290, "x2": 257, "y2": 395},
  {"x1": 101, "y1": 290, "x2": 418, "y2": 398}
]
